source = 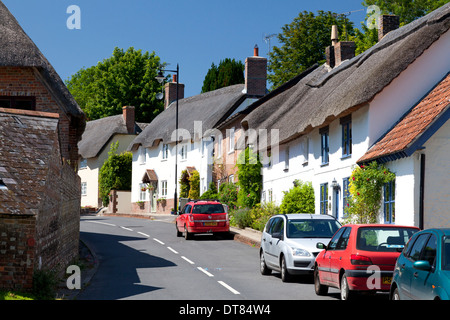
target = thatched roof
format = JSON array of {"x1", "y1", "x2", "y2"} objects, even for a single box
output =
[
  {"x1": 242, "y1": 3, "x2": 450, "y2": 147},
  {"x1": 0, "y1": 1, "x2": 85, "y2": 123},
  {"x1": 129, "y1": 84, "x2": 246, "y2": 150},
  {"x1": 78, "y1": 114, "x2": 148, "y2": 159}
]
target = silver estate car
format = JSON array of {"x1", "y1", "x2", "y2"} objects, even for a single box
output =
[{"x1": 260, "y1": 214, "x2": 341, "y2": 282}]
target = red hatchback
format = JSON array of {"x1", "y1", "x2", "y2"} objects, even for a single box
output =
[
  {"x1": 314, "y1": 224, "x2": 419, "y2": 300},
  {"x1": 175, "y1": 200, "x2": 230, "y2": 240}
]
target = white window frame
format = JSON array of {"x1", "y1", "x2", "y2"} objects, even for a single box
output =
[
  {"x1": 161, "y1": 180, "x2": 168, "y2": 197},
  {"x1": 162, "y1": 144, "x2": 169, "y2": 160},
  {"x1": 139, "y1": 183, "x2": 147, "y2": 201},
  {"x1": 228, "y1": 127, "x2": 235, "y2": 153},
  {"x1": 81, "y1": 182, "x2": 87, "y2": 196}
]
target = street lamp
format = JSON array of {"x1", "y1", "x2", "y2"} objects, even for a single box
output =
[{"x1": 156, "y1": 64, "x2": 180, "y2": 211}]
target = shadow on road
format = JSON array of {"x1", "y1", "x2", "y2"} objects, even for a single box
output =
[{"x1": 77, "y1": 231, "x2": 176, "y2": 300}]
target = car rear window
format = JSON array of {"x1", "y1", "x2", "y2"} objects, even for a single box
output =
[
  {"x1": 191, "y1": 204, "x2": 224, "y2": 214},
  {"x1": 357, "y1": 227, "x2": 418, "y2": 252},
  {"x1": 286, "y1": 219, "x2": 341, "y2": 238}
]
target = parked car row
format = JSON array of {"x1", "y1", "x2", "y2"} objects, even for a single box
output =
[{"x1": 259, "y1": 213, "x2": 450, "y2": 300}]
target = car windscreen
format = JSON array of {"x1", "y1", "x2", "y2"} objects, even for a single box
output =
[
  {"x1": 356, "y1": 227, "x2": 419, "y2": 252},
  {"x1": 286, "y1": 219, "x2": 341, "y2": 238},
  {"x1": 443, "y1": 236, "x2": 450, "y2": 271},
  {"x1": 192, "y1": 204, "x2": 224, "y2": 214}
]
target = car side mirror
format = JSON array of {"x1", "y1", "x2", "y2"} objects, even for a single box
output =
[
  {"x1": 272, "y1": 232, "x2": 284, "y2": 241},
  {"x1": 316, "y1": 242, "x2": 327, "y2": 250},
  {"x1": 413, "y1": 260, "x2": 431, "y2": 272}
]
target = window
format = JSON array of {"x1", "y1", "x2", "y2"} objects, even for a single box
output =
[
  {"x1": 139, "y1": 183, "x2": 147, "y2": 201},
  {"x1": 268, "y1": 217, "x2": 284, "y2": 236},
  {"x1": 343, "y1": 177, "x2": 350, "y2": 216},
  {"x1": 301, "y1": 137, "x2": 309, "y2": 165},
  {"x1": 139, "y1": 147, "x2": 146, "y2": 165},
  {"x1": 384, "y1": 180, "x2": 395, "y2": 223},
  {"x1": 0, "y1": 96, "x2": 36, "y2": 111},
  {"x1": 284, "y1": 146, "x2": 290, "y2": 171},
  {"x1": 408, "y1": 234, "x2": 430, "y2": 261},
  {"x1": 328, "y1": 227, "x2": 346, "y2": 250},
  {"x1": 228, "y1": 175, "x2": 234, "y2": 184},
  {"x1": 228, "y1": 127, "x2": 235, "y2": 153},
  {"x1": 80, "y1": 158, "x2": 87, "y2": 169},
  {"x1": 268, "y1": 189, "x2": 273, "y2": 203},
  {"x1": 162, "y1": 144, "x2": 169, "y2": 160},
  {"x1": 217, "y1": 134, "x2": 222, "y2": 158},
  {"x1": 341, "y1": 116, "x2": 352, "y2": 157},
  {"x1": 320, "y1": 183, "x2": 328, "y2": 215},
  {"x1": 320, "y1": 127, "x2": 329, "y2": 165},
  {"x1": 180, "y1": 144, "x2": 187, "y2": 160},
  {"x1": 161, "y1": 180, "x2": 167, "y2": 197},
  {"x1": 81, "y1": 182, "x2": 87, "y2": 196}
]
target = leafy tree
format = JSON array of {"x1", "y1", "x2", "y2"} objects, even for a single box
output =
[
  {"x1": 345, "y1": 161, "x2": 395, "y2": 224},
  {"x1": 99, "y1": 142, "x2": 132, "y2": 206},
  {"x1": 201, "y1": 58, "x2": 245, "y2": 93},
  {"x1": 268, "y1": 10, "x2": 354, "y2": 88},
  {"x1": 279, "y1": 180, "x2": 315, "y2": 214},
  {"x1": 188, "y1": 170, "x2": 200, "y2": 200},
  {"x1": 236, "y1": 147, "x2": 263, "y2": 208},
  {"x1": 218, "y1": 183, "x2": 239, "y2": 210},
  {"x1": 66, "y1": 47, "x2": 164, "y2": 122}
]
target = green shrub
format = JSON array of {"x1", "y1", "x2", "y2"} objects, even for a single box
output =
[
  {"x1": 280, "y1": 180, "x2": 315, "y2": 214},
  {"x1": 218, "y1": 183, "x2": 238, "y2": 209},
  {"x1": 231, "y1": 207, "x2": 252, "y2": 229},
  {"x1": 32, "y1": 269, "x2": 58, "y2": 300},
  {"x1": 250, "y1": 202, "x2": 280, "y2": 231}
]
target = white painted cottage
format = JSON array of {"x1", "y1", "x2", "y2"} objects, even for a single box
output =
[
  {"x1": 128, "y1": 48, "x2": 267, "y2": 214},
  {"x1": 242, "y1": 5, "x2": 450, "y2": 227}
]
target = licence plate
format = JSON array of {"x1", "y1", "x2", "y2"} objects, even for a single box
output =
[
  {"x1": 204, "y1": 222, "x2": 217, "y2": 226},
  {"x1": 382, "y1": 277, "x2": 392, "y2": 285}
]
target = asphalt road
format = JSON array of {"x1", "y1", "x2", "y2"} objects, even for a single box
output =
[{"x1": 76, "y1": 215, "x2": 352, "y2": 301}]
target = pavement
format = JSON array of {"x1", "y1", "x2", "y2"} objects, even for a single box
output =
[{"x1": 58, "y1": 213, "x2": 262, "y2": 300}]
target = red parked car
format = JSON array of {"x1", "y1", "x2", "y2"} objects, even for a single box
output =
[
  {"x1": 174, "y1": 199, "x2": 230, "y2": 240},
  {"x1": 314, "y1": 224, "x2": 419, "y2": 300}
]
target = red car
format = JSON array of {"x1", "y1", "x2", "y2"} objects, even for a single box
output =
[
  {"x1": 175, "y1": 199, "x2": 230, "y2": 240},
  {"x1": 314, "y1": 224, "x2": 419, "y2": 300}
]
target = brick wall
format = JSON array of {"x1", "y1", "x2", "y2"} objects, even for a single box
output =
[{"x1": 0, "y1": 66, "x2": 79, "y2": 164}]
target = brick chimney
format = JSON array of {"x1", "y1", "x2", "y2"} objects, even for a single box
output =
[
  {"x1": 378, "y1": 15, "x2": 400, "y2": 41},
  {"x1": 244, "y1": 45, "x2": 267, "y2": 97},
  {"x1": 164, "y1": 74, "x2": 185, "y2": 110},
  {"x1": 123, "y1": 106, "x2": 135, "y2": 134},
  {"x1": 326, "y1": 25, "x2": 355, "y2": 68}
]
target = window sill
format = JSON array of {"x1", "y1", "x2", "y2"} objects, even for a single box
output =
[
  {"x1": 341, "y1": 154, "x2": 352, "y2": 160},
  {"x1": 320, "y1": 162, "x2": 329, "y2": 167}
]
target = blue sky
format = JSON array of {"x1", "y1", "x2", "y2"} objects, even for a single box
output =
[{"x1": 3, "y1": 0, "x2": 368, "y2": 98}]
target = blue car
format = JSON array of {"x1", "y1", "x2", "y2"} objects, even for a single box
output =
[{"x1": 390, "y1": 228, "x2": 450, "y2": 300}]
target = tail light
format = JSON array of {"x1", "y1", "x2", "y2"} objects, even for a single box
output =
[{"x1": 351, "y1": 254, "x2": 372, "y2": 265}]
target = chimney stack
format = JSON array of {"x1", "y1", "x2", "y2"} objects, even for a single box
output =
[
  {"x1": 123, "y1": 106, "x2": 135, "y2": 134},
  {"x1": 244, "y1": 45, "x2": 267, "y2": 97},
  {"x1": 164, "y1": 74, "x2": 185, "y2": 110},
  {"x1": 326, "y1": 25, "x2": 355, "y2": 68},
  {"x1": 378, "y1": 15, "x2": 400, "y2": 41}
]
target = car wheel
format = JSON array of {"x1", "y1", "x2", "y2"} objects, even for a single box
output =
[
  {"x1": 260, "y1": 250, "x2": 271, "y2": 275},
  {"x1": 392, "y1": 287, "x2": 400, "y2": 300},
  {"x1": 314, "y1": 266, "x2": 328, "y2": 296},
  {"x1": 184, "y1": 225, "x2": 192, "y2": 240},
  {"x1": 281, "y1": 256, "x2": 292, "y2": 282},
  {"x1": 340, "y1": 273, "x2": 354, "y2": 300}
]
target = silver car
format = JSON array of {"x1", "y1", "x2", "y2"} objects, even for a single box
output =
[{"x1": 260, "y1": 214, "x2": 341, "y2": 282}]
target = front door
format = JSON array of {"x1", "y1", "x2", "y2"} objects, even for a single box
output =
[{"x1": 151, "y1": 191, "x2": 157, "y2": 213}]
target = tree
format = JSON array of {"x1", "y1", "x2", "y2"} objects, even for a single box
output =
[
  {"x1": 268, "y1": 10, "x2": 354, "y2": 88},
  {"x1": 363, "y1": 0, "x2": 448, "y2": 26},
  {"x1": 236, "y1": 147, "x2": 263, "y2": 208},
  {"x1": 99, "y1": 142, "x2": 133, "y2": 206},
  {"x1": 345, "y1": 162, "x2": 396, "y2": 224},
  {"x1": 279, "y1": 180, "x2": 315, "y2": 214},
  {"x1": 66, "y1": 47, "x2": 164, "y2": 122},
  {"x1": 201, "y1": 58, "x2": 245, "y2": 93}
]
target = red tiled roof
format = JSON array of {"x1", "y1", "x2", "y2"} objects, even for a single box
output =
[{"x1": 359, "y1": 74, "x2": 450, "y2": 163}]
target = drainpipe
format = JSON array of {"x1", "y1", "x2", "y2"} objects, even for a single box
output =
[{"x1": 419, "y1": 154, "x2": 425, "y2": 230}]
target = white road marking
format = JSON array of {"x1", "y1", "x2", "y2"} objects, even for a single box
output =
[
  {"x1": 167, "y1": 247, "x2": 178, "y2": 254},
  {"x1": 153, "y1": 238, "x2": 165, "y2": 245},
  {"x1": 197, "y1": 267, "x2": 214, "y2": 277},
  {"x1": 218, "y1": 281, "x2": 240, "y2": 295},
  {"x1": 120, "y1": 226, "x2": 133, "y2": 231},
  {"x1": 181, "y1": 256, "x2": 195, "y2": 264},
  {"x1": 85, "y1": 221, "x2": 116, "y2": 227},
  {"x1": 137, "y1": 232, "x2": 150, "y2": 237}
]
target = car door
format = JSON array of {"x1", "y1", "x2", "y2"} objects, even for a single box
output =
[
  {"x1": 411, "y1": 234, "x2": 437, "y2": 300},
  {"x1": 399, "y1": 233, "x2": 430, "y2": 299},
  {"x1": 329, "y1": 227, "x2": 351, "y2": 286},
  {"x1": 261, "y1": 217, "x2": 275, "y2": 266},
  {"x1": 265, "y1": 217, "x2": 284, "y2": 268},
  {"x1": 320, "y1": 227, "x2": 346, "y2": 284},
  {"x1": 177, "y1": 204, "x2": 191, "y2": 231}
]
